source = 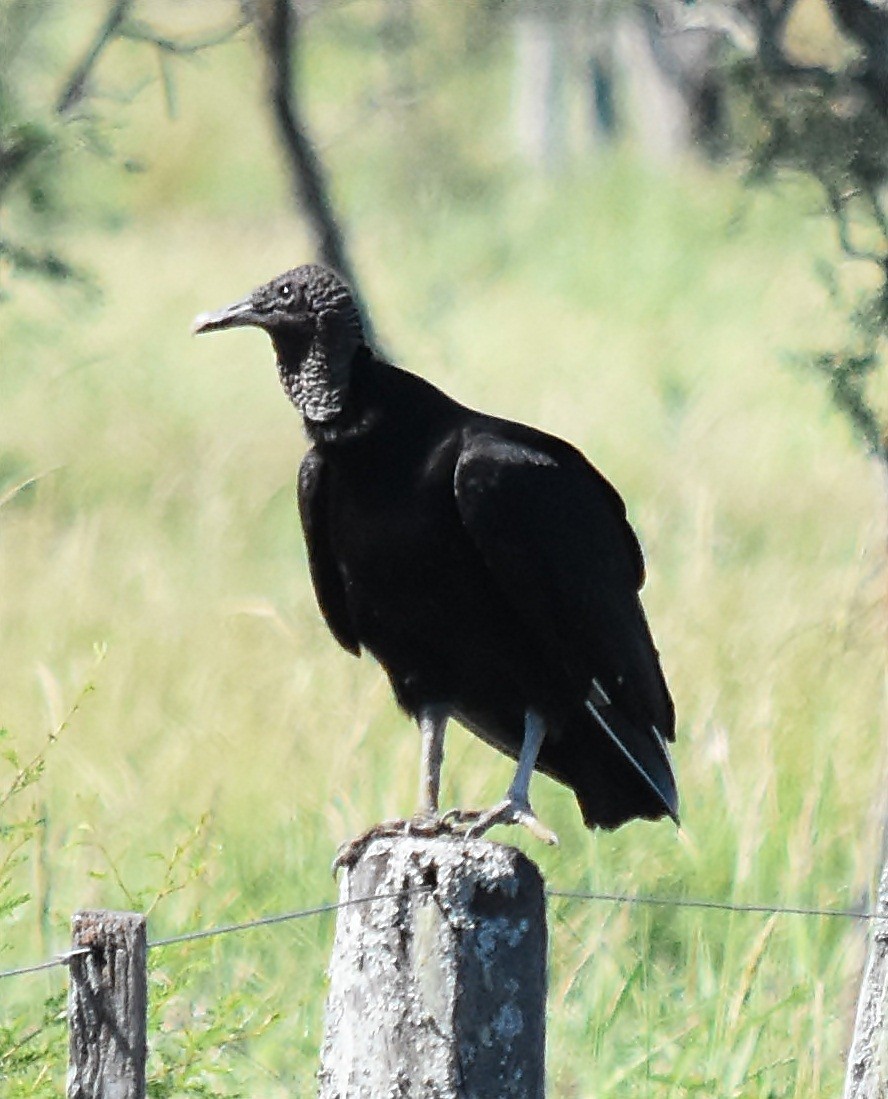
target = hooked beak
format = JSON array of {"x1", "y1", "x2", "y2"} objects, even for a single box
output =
[{"x1": 191, "y1": 295, "x2": 262, "y2": 336}]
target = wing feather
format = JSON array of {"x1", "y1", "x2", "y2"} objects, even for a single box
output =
[{"x1": 297, "y1": 449, "x2": 360, "y2": 656}]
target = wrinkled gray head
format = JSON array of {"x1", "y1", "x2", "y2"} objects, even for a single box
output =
[{"x1": 192, "y1": 264, "x2": 364, "y2": 423}]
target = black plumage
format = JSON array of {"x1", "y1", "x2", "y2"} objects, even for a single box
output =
[{"x1": 193, "y1": 264, "x2": 678, "y2": 841}]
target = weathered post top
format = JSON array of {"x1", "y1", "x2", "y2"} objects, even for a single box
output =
[{"x1": 319, "y1": 834, "x2": 547, "y2": 1099}]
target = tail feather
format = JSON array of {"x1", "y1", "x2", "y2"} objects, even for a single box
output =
[
  {"x1": 550, "y1": 700, "x2": 679, "y2": 831},
  {"x1": 585, "y1": 699, "x2": 679, "y2": 821}
]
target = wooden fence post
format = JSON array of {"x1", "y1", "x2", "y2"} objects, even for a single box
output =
[
  {"x1": 67, "y1": 909, "x2": 147, "y2": 1099},
  {"x1": 318, "y1": 834, "x2": 547, "y2": 1098}
]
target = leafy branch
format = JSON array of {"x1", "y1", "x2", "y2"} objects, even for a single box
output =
[
  {"x1": 0, "y1": 0, "x2": 245, "y2": 293},
  {"x1": 0, "y1": 647, "x2": 106, "y2": 815},
  {"x1": 55, "y1": 0, "x2": 134, "y2": 116},
  {"x1": 660, "y1": 0, "x2": 888, "y2": 467}
]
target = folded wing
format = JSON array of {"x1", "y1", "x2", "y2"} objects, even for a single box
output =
[{"x1": 453, "y1": 431, "x2": 677, "y2": 821}]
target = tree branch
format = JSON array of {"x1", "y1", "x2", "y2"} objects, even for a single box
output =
[
  {"x1": 0, "y1": 125, "x2": 49, "y2": 199},
  {"x1": 56, "y1": 0, "x2": 133, "y2": 115},
  {"x1": 656, "y1": 0, "x2": 837, "y2": 88},
  {"x1": 826, "y1": 186, "x2": 886, "y2": 263},
  {"x1": 56, "y1": 2, "x2": 244, "y2": 117},
  {"x1": 826, "y1": 0, "x2": 888, "y2": 114},
  {"x1": 120, "y1": 17, "x2": 248, "y2": 56},
  {"x1": 252, "y1": 0, "x2": 373, "y2": 340}
]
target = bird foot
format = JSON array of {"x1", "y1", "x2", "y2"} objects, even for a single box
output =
[
  {"x1": 332, "y1": 813, "x2": 456, "y2": 873},
  {"x1": 446, "y1": 799, "x2": 559, "y2": 845}
]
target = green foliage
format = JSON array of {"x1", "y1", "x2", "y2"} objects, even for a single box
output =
[
  {"x1": 0, "y1": 990, "x2": 66, "y2": 1098},
  {"x1": 0, "y1": 673, "x2": 271, "y2": 1097},
  {"x1": 0, "y1": 0, "x2": 79, "y2": 286},
  {"x1": 730, "y1": 36, "x2": 888, "y2": 465},
  {"x1": 147, "y1": 969, "x2": 279, "y2": 1099},
  {"x1": 0, "y1": 0, "x2": 242, "y2": 294},
  {"x1": 0, "y1": 671, "x2": 94, "y2": 1097}
]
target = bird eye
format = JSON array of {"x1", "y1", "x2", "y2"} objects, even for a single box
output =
[{"x1": 281, "y1": 283, "x2": 293, "y2": 300}]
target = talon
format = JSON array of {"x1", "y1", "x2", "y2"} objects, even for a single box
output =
[
  {"x1": 332, "y1": 813, "x2": 458, "y2": 874},
  {"x1": 332, "y1": 818, "x2": 406, "y2": 874},
  {"x1": 516, "y1": 811, "x2": 559, "y2": 846},
  {"x1": 464, "y1": 798, "x2": 559, "y2": 845},
  {"x1": 441, "y1": 807, "x2": 484, "y2": 828}
]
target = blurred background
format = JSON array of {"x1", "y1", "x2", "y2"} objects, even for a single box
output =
[{"x1": 3, "y1": 0, "x2": 888, "y2": 1094}]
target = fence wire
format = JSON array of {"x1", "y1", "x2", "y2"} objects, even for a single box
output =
[
  {"x1": 544, "y1": 888, "x2": 877, "y2": 920},
  {"x1": 0, "y1": 882, "x2": 881, "y2": 984}
]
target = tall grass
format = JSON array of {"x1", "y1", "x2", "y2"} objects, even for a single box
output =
[{"x1": 1, "y1": 5, "x2": 886, "y2": 1095}]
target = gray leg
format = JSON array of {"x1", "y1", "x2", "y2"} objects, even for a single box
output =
[
  {"x1": 506, "y1": 709, "x2": 545, "y2": 805},
  {"x1": 464, "y1": 710, "x2": 558, "y2": 845},
  {"x1": 332, "y1": 707, "x2": 449, "y2": 874},
  {"x1": 418, "y1": 707, "x2": 447, "y2": 815}
]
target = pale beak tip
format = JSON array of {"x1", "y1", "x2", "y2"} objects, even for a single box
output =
[
  {"x1": 191, "y1": 298, "x2": 259, "y2": 336},
  {"x1": 191, "y1": 312, "x2": 214, "y2": 336}
]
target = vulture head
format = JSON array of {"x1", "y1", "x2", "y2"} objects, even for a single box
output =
[{"x1": 192, "y1": 264, "x2": 364, "y2": 424}]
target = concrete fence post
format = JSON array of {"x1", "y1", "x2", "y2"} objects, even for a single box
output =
[{"x1": 318, "y1": 834, "x2": 547, "y2": 1098}]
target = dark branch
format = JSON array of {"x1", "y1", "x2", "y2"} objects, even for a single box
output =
[
  {"x1": 252, "y1": 0, "x2": 373, "y2": 340},
  {"x1": 120, "y1": 17, "x2": 248, "y2": 56},
  {"x1": 56, "y1": 0, "x2": 133, "y2": 115},
  {"x1": 810, "y1": 350, "x2": 888, "y2": 463},
  {"x1": 828, "y1": 0, "x2": 888, "y2": 49},
  {"x1": 0, "y1": 237, "x2": 80, "y2": 284},
  {"x1": 772, "y1": 0, "x2": 798, "y2": 32},
  {"x1": 656, "y1": 0, "x2": 837, "y2": 88},
  {"x1": 826, "y1": 0, "x2": 888, "y2": 114},
  {"x1": 865, "y1": 185, "x2": 888, "y2": 241},
  {"x1": 56, "y1": 1, "x2": 244, "y2": 117},
  {"x1": 825, "y1": 186, "x2": 886, "y2": 263},
  {"x1": 0, "y1": 125, "x2": 49, "y2": 200}
]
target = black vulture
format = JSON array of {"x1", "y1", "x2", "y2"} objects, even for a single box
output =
[{"x1": 193, "y1": 264, "x2": 678, "y2": 847}]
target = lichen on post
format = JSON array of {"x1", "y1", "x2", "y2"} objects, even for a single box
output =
[{"x1": 318, "y1": 834, "x2": 547, "y2": 1098}]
